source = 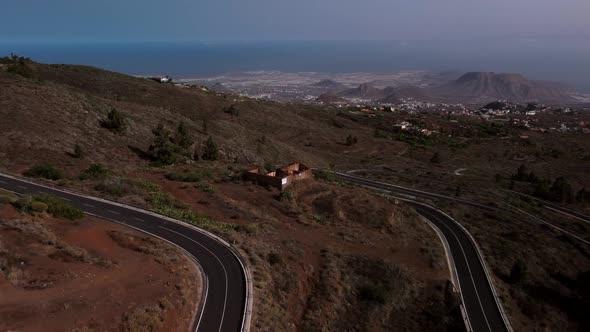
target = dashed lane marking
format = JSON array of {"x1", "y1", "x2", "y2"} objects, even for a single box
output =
[{"x1": 108, "y1": 210, "x2": 120, "y2": 215}]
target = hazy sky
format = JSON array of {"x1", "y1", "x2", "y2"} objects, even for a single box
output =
[{"x1": 2, "y1": 0, "x2": 590, "y2": 42}]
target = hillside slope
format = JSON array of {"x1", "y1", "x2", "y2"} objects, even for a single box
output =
[
  {"x1": 433, "y1": 72, "x2": 574, "y2": 102},
  {"x1": 1, "y1": 62, "x2": 397, "y2": 172}
]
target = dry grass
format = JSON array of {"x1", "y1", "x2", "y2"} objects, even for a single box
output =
[{"x1": 120, "y1": 298, "x2": 172, "y2": 332}]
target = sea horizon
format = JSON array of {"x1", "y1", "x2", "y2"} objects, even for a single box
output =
[{"x1": 1, "y1": 39, "x2": 589, "y2": 92}]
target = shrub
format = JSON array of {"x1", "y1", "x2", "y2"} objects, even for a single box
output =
[
  {"x1": 195, "y1": 182, "x2": 215, "y2": 193},
  {"x1": 430, "y1": 152, "x2": 441, "y2": 164},
  {"x1": 277, "y1": 190, "x2": 293, "y2": 202},
  {"x1": 79, "y1": 163, "x2": 111, "y2": 181},
  {"x1": 314, "y1": 169, "x2": 336, "y2": 182},
  {"x1": 31, "y1": 201, "x2": 48, "y2": 213},
  {"x1": 13, "y1": 194, "x2": 83, "y2": 220},
  {"x1": 345, "y1": 134, "x2": 358, "y2": 146},
  {"x1": 100, "y1": 108, "x2": 127, "y2": 133},
  {"x1": 267, "y1": 252, "x2": 282, "y2": 266},
  {"x1": 23, "y1": 163, "x2": 64, "y2": 180},
  {"x1": 510, "y1": 260, "x2": 527, "y2": 284},
  {"x1": 0, "y1": 193, "x2": 17, "y2": 204},
  {"x1": 73, "y1": 143, "x2": 84, "y2": 158},
  {"x1": 359, "y1": 281, "x2": 387, "y2": 304},
  {"x1": 94, "y1": 178, "x2": 128, "y2": 197}
]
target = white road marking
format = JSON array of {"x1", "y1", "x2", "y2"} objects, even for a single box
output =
[
  {"x1": 196, "y1": 275, "x2": 210, "y2": 332},
  {"x1": 422, "y1": 209, "x2": 493, "y2": 332},
  {"x1": 134, "y1": 217, "x2": 145, "y2": 222},
  {"x1": 62, "y1": 197, "x2": 71, "y2": 201},
  {"x1": 107, "y1": 210, "x2": 120, "y2": 215},
  {"x1": 83, "y1": 203, "x2": 95, "y2": 208},
  {"x1": 0, "y1": 180, "x2": 7, "y2": 184},
  {"x1": 160, "y1": 226, "x2": 228, "y2": 332},
  {"x1": 18, "y1": 185, "x2": 27, "y2": 189}
]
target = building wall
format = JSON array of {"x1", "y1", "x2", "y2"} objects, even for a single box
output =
[{"x1": 245, "y1": 164, "x2": 312, "y2": 190}]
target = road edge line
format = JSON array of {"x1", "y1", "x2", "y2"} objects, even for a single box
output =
[
  {"x1": 0, "y1": 171, "x2": 254, "y2": 332},
  {"x1": 427, "y1": 205, "x2": 514, "y2": 332}
]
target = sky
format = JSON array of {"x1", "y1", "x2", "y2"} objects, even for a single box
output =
[{"x1": 2, "y1": 0, "x2": 590, "y2": 42}]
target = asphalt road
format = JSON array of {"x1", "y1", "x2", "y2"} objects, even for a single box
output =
[
  {"x1": 0, "y1": 173, "x2": 247, "y2": 332},
  {"x1": 332, "y1": 172, "x2": 511, "y2": 332}
]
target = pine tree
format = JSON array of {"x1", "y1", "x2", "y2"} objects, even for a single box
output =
[
  {"x1": 148, "y1": 122, "x2": 175, "y2": 165},
  {"x1": 174, "y1": 121, "x2": 193, "y2": 149},
  {"x1": 202, "y1": 136, "x2": 219, "y2": 161}
]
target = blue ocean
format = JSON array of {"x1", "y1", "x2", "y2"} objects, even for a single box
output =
[{"x1": 1, "y1": 40, "x2": 589, "y2": 92}]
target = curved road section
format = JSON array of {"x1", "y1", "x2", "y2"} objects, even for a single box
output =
[
  {"x1": 0, "y1": 173, "x2": 248, "y2": 332},
  {"x1": 329, "y1": 171, "x2": 512, "y2": 332}
]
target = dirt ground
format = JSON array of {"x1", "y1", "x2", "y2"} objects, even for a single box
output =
[
  {"x1": 122, "y1": 169, "x2": 463, "y2": 331},
  {"x1": 0, "y1": 203, "x2": 201, "y2": 332}
]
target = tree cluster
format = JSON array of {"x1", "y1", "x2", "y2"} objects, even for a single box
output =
[
  {"x1": 511, "y1": 164, "x2": 585, "y2": 204},
  {"x1": 2, "y1": 53, "x2": 34, "y2": 78},
  {"x1": 345, "y1": 134, "x2": 358, "y2": 146},
  {"x1": 148, "y1": 121, "x2": 218, "y2": 165}
]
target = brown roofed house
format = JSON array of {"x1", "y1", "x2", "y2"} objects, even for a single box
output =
[{"x1": 244, "y1": 163, "x2": 312, "y2": 190}]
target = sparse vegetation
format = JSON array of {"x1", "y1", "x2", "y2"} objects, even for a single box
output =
[
  {"x1": 345, "y1": 134, "x2": 358, "y2": 146},
  {"x1": 79, "y1": 163, "x2": 111, "y2": 181},
  {"x1": 2, "y1": 54, "x2": 34, "y2": 78},
  {"x1": 73, "y1": 143, "x2": 84, "y2": 158},
  {"x1": 12, "y1": 194, "x2": 84, "y2": 220},
  {"x1": 23, "y1": 163, "x2": 64, "y2": 180},
  {"x1": 430, "y1": 151, "x2": 441, "y2": 164},
  {"x1": 165, "y1": 169, "x2": 212, "y2": 182},
  {"x1": 0, "y1": 193, "x2": 17, "y2": 205},
  {"x1": 100, "y1": 108, "x2": 128, "y2": 133},
  {"x1": 121, "y1": 299, "x2": 171, "y2": 332},
  {"x1": 277, "y1": 190, "x2": 293, "y2": 202},
  {"x1": 195, "y1": 182, "x2": 215, "y2": 193}
]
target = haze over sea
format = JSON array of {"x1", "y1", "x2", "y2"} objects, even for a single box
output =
[{"x1": 2, "y1": 39, "x2": 589, "y2": 92}]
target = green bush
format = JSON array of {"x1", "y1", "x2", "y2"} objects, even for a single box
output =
[
  {"x1": 13, "y1": 194, "x2": 83, "y2": 220},
  {"x1": 0, "y1": 193, "x2": 17, "y2": 204},
  {"x1": 314, "y1": 169, "x2": 336, "y2": 182},
  {"x1": 100, "y1": 108, "x2": 127, "y2": 133},
  {"x1": 23, "y1": 163, "x2": 64, "y2": 180},
  {"x1": 94, "y1": 179, "x2": 128, "y2": 197},
  {"x1": 195, "y1": 182, "x2": 215, "y2": 193},
  {"x1": 277, "y1": 190, "x2": 293, "y2": 202},
  {"x1": 80, "y1": 163, "x2": 111, "y2": 181},
  {"x1": 31, "y1": 201, "x2": 48, "y2": 213}
]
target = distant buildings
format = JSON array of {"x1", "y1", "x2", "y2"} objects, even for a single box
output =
[{"x1": 150, "y1": 76, "x2": 173, "y2": 83}]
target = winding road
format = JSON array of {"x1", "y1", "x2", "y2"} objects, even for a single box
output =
[
  {"x1": 328, "y1": 171, "x2": 513, "y2": 332},
  {"x1": 0, "y1": 172, "x2": 250, "y2": 332},
  {"x1": 1, "y1": 169, "x2": 517, "y2": 332}
]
